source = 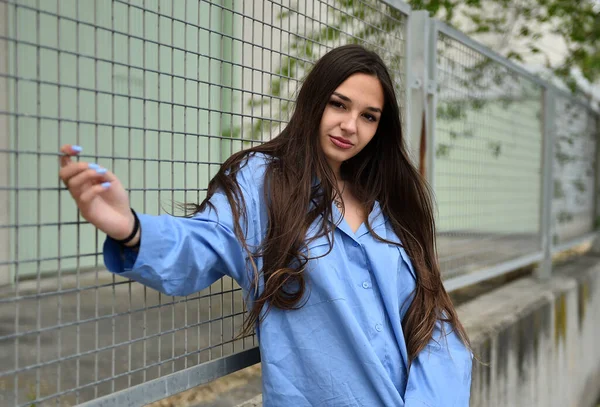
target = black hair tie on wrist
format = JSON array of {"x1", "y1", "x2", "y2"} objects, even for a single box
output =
[{"x1": 115, "y1": 208, "x2": 140, "y2": 247}]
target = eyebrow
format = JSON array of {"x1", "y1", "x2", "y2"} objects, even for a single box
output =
[{"x1": 332, "y1": 92, "x2": 382, "y2": 113}]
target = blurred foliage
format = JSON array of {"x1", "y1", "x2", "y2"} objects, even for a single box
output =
[{"x1": 409, "y1": 0, "x2": 600, "y2": 92}]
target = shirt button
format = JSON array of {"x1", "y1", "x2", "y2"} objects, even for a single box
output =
[
  {"x1": 375, "y1": 323, "x2": 383, "y2": 332},
  {"x1": 362, "y1": 282, "x2": 370, "y2": 289},
  {"x1": 353, "y1": 242, "x2": 359, "y2": 247}
]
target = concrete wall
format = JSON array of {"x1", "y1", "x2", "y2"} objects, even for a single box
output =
[
  {"x1": 237, "y1": 253, "x2": 600, "y2": 407},
  {"x1": 464, "y1": 254, "x2": 600, "y2": 407}
]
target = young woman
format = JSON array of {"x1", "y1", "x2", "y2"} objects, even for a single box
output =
[{"x1": 59, "y1": 45, "x2": 472, "y2": 406}]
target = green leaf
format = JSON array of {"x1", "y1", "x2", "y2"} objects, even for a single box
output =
[
  {"x1": 436, "y1": 143, "x2": 452, "y2": 158},
  {"x1": 221, "y1": 126, "x2": 241, "y2": 139},
  {"x1": 271, "y1": 79, "x2": 281, "y2": 97},
  {"x1": 488, "y1": 141, "x2": 502, "y2": 158}
]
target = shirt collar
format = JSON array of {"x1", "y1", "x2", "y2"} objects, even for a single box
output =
[{"x1": 331, "y1": 200, "x2": 387, "y2": 241}]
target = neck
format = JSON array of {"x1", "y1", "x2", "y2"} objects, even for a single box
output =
[{"x1": 326, "y1": 158, "x2": 342, "y2": 181}]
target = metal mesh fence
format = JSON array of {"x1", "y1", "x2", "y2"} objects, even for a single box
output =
[
  {"x1": 434, "y1": 30, "x2": 545, "y2": 279},
  {"x1": 552, "y1": 97, "x2": 598, "y2": 245},
  {"x1": 0, "y1": 0, "x2": 407, "y2": 406}
]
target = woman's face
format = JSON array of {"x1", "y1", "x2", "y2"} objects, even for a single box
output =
[{"x1": 319, "y1": 73, "x2": 384, "y2": 173}]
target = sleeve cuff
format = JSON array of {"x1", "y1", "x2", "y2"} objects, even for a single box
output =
[
  {"x1": 102, "y1": 213, "x2": 162, "y2": 275},
  {"x1": 103, "y1": 235, "x2": 139, "y2": 273}
]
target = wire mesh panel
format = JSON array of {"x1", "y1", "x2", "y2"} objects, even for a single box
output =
[
  {"x1": 552, "y1": 97, "x2": 598, "y2": 245},
  {"x1": 0, "y1": 0, "x2": 408, "y2": 405},
  {"x1": 434, "y1": 30, "x2": 544, "y2": 279},
  {"x1": 230, "y1": 0, "x2": 407, "y2": 143}
]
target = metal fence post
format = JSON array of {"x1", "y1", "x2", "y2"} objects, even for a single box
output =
[
  {"x1": 538, "y1": 87, "x2": 556, "y2": 279},
  {"x1": 426, "y1": 21, "x2": 438, "y2": 192},
  {"x1": 0, "y1": 0, "x2": 10, "y2": 286},
  {"x1": 406, "y1": 10, "x2": 436, "y2": 186},
  {"x1": 595, "y1": 112, "x2": 600, "y2": 232}
]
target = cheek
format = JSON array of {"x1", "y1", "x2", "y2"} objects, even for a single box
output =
[{"x1": 319, "y1": 109, "x2": 334, "y2": 131}]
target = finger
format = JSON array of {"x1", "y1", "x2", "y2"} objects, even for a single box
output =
[
  {"x1": 67, "y1": 167, "x2": 109, "y2": 192},
  {"x1": 60, "y1": 145, "x2": 82, "y2": 168},
  {"x1": 59, "y1": 161, "x2": 92, "y2": 186},
  {"x1": 98, "y1": 168, "x2": 118, "y2": 183},
  {"x1": 79, "y1": 181, "x2": 111, "y2": 205}
]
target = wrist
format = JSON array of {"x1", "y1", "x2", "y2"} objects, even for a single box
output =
[
  {"x1": 113, "y1": 208, "x2": 141, "y2": 247},
  {"x1": 124, "y1": 228, "x2": 141, "y2": 247}
]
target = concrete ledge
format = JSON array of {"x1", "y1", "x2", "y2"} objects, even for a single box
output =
[{"x1": 465, "y1": 255, "x2": 600, "y2": 407}]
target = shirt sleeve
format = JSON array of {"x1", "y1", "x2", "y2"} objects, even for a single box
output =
[
  {"x1": 404, "y1": 320, "x2": 473, "y2": 407},
  {"x1": 102, "y1": 156, "x2": 265, "y2": 297}
]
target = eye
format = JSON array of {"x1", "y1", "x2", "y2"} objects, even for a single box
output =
[
  {"x1": 329, "y1": 100, "x2": 345, "y2": 109},
  {"x1": 363, "y1": 113, "x2": 378, "y2": 122}
]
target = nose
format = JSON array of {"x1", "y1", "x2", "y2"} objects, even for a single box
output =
[{"x1": 340, "y1": 114, "x2": 358, "y2": 135}]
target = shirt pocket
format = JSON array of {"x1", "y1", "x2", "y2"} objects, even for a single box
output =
[{"x1": 302, "y1": 234, "x2": 346, "y2": 307}]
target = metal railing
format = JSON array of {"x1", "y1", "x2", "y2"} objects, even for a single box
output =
[{"x1": 0, "y1": 0, "x2": 597, "y2": 406}]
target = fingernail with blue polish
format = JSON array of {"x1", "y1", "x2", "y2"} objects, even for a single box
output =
[
  {"x1": 101, "y1": 182, "x2": 111, "y2": 189},
  {"x1": 71, "y1": 145, "x2": 83, "y2": 152},
  {"x1": 96, "y1": 168, "x2": 107, "y2": 175},
  {"x1": 88, "y1": 163, "x2": 100, "y2": 170}
]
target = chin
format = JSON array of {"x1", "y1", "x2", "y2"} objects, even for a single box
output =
[{"x1": 326, "y1": 150, "x2": 352, "y2": 165}]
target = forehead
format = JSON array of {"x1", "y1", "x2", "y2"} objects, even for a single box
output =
[{"x1": 333, "y1": 73, "x2": 384, "y2": 109}]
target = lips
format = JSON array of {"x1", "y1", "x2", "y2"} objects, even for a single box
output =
[{"x1": 329, "y1": 135, "x2": 353, "y2": 149}]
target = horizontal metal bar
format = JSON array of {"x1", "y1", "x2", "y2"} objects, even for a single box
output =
[
  {"x1": 552, "y1": 232, "x2": 597, "y2": 254},
  {"x1": 378, "y1": 0, "x2": 412, "y2": 15},
  {"x1": 0, "y1": 72, "x2": 298, "y2": 106},
  {"x1": 0, "y1": 252, "x2": 100, "y2": 266},
  {"x1": 443, "y1": 251, "x2": 544, "y2": 292},
  {"x1": 0, "y1": 148, "x2": 240, "y2": 166},
  {"x1": 0, "y1": 119, "x2": 267, "y2": 151},
  {"x1": 434, "y1": 20, "x2": 600, "y2": 115},
  {"x1": 0, "y1": 186, "x2": 206, "y2": 193},
  {"x1": 0, "y1": 278, "x2": 237, "y2": 304},
  {"x1": 435, "y1": 21, "x2": 547, "y2": 88},
  {"x1": 440, "y1": 241, "x2": 539, "y2": 264},
  {"x1": 0, "y1": 109, "x2": 288, "y2": 130},
  {"x1": 76, "y1": 347, "x2": 261, "y2": 407},
  {"x1": 0, "y1": 220, "x2": 88, "y2": 229}
]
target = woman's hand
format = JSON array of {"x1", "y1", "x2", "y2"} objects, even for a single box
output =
[{"x1": 59, "y1": 144, "x2": 137, "y2": 243}]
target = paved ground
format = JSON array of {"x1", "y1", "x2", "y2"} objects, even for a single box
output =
[{"x1": 146, "y1": 365, "x2": 262, "y2": 407}]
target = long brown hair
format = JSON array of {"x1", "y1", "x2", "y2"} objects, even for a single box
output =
[{"x1": 191, "y1": 44, "x2": 469, "y2": 365}]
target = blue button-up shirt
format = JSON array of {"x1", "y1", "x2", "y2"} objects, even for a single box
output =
[{"x1": 104, "y1": 154, "x2": 472, "y2": 406}]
